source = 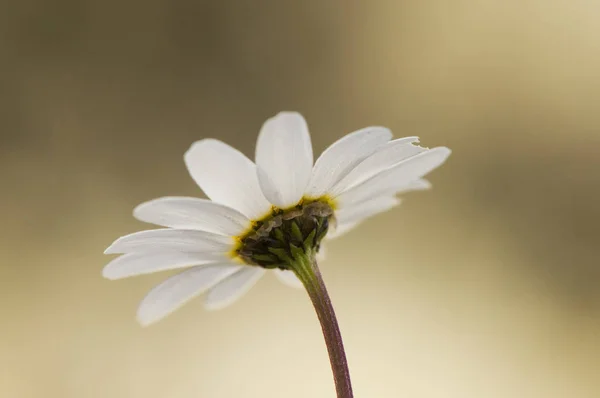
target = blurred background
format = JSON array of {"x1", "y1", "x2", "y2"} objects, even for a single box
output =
[{"x1": 1, "y1": 1, "x2": 599, "y2": 397}]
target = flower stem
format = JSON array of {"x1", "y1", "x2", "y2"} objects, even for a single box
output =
[{"x1": 291, "y1": 251, "x2": 353, "y2": 398}]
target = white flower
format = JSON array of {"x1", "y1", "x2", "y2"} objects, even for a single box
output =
[{"x1": 103, "y1": 112, "x2": 450, "y2": 326}]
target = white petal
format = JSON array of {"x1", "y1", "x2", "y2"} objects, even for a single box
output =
[
  {"x1": 330, "y1": 137, "x2": 426, "y2": 195},
  {"x1": 256, "y1": 112, "x2": 313, "y2": 208},
  {"x1": 305, "y1": 127, "x2": 392, "y2": 197},
  {"x1": 104, "y1": 229, "x2": 233, "y2": 254},
  {"x1": 204, "y1": 267, "x2": 266, "y2": 310},
  {"x1": 133, "y1": 197, "x2": 251, "y2": 236},
  {"x1": 103, "y1": 251, "x2": 228, "y2": 280},
  {"x1": 399, "y1": 178, "x2": 432, "y2": 192},
  {"x1": 335, "y1": 196, "x2": 401, "y2": 225},
  {"x1": 380, "y1": 178, "x2": 432, "y2": 198},
  {"x1": 184, "y1": 139, "x2": 272, "y2": 220},
  {"x1": 352, "y1": 179, "x2": 432, "y2": 204},
  {"x1": 336, "y1": 147, "x2": 451, "y2": 206},
  {"x1": 137, "y1": 263, "x2": 241, "y2": 326},
  {"x1": 326, "y1": 222, "x2": 359, "y2": 240},
  {"x1": 326, "y1": 181, "x2": 430, "y2": 241},
  {"x1": 274, "y1": 269, "x2": 304, "y2": 289}
]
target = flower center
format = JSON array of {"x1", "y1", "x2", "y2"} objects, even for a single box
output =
[{"x1": 234, "y1": 199, "x2": 334, "y2": 270}]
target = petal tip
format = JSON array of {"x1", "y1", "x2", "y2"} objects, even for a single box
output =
[
  {"x1": 101, "y1": 265, "x2": 116, "y2": 279},
  {"x1": 184, "y1": 138, "x2": 223, "y2": 161},
  {"x1": 132, "y1": 203, "x2": 147, "y2": 221},
  {"x1": 367, "y1": 126, "x2": 393, "y2": 139},
  {"x1": 437, "y1": 146, "x2": 452, "y2": 157},
  {"x1": 136, "y1": 304, "x2": 163, "y2": 327},
  {"x1": 135, "y1": 314, "x2": 155, "y2": 327},
  {"x1": 274, "y1": 110, "x2": 303, "y2": 119},
  {"x1": 412, "y1": 179, "x2": 432, "y2": 191},
  {"x1": 102, "y1": 261, "x2": 128, "y2": 280}
]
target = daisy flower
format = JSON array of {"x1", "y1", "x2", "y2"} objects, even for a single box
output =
[{"x1": 103, "y1": 111, "x2": 450, "y2": 398}]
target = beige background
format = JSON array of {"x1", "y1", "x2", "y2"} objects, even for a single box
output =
[{"x1": 1, "y1": 1, "x2": 599, "y2": 397}]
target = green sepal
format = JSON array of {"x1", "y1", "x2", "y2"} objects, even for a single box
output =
[
  {"x1": 268, "y1": 247, "x2": 292, "y2": 263},
  {"x1": 303, "y1": 229, "x2": 317, "y2": 250},
  {"x1": 259, "y1": 263, "x2": 280, "y2": 269},
  {"x1": 236, "y1": 200, "x2": 332, "y2": 269},
  {"x1": 290, "y1": 221, "x2": 304, "y2": 243},
  {"x1": 273, "y1": 228, "x2": 286, "y2": 243},
  {"x1": 316, "y1": 227, "x2": 328, "y2": 245},
  {"x1": 252, "y1": 253, "x2": 278, "y2": 263},
  {"x1": 289, "y1": 243, "x2": 306, "y2": 262}
]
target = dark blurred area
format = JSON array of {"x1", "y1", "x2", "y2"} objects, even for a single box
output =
[{"x1": 1, "y1": 1, "x2": 599, "y2": 397}]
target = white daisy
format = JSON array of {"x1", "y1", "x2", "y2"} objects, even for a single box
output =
[{"x1": 103, "y1": 112, "x2": 451, "y2": 326}]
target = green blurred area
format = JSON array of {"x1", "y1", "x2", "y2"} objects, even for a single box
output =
[{"x1": 1, "y1": 1, "x2": 599, "y2": 397}]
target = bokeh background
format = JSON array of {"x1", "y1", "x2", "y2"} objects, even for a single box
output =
[{"x1": 1, "y1": 1, "x2": 599, "y2": 397}]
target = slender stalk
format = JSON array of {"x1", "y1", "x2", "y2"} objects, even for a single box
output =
[{"x1": 291, "y1": 252, "x2": 353, "y2": 398}]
